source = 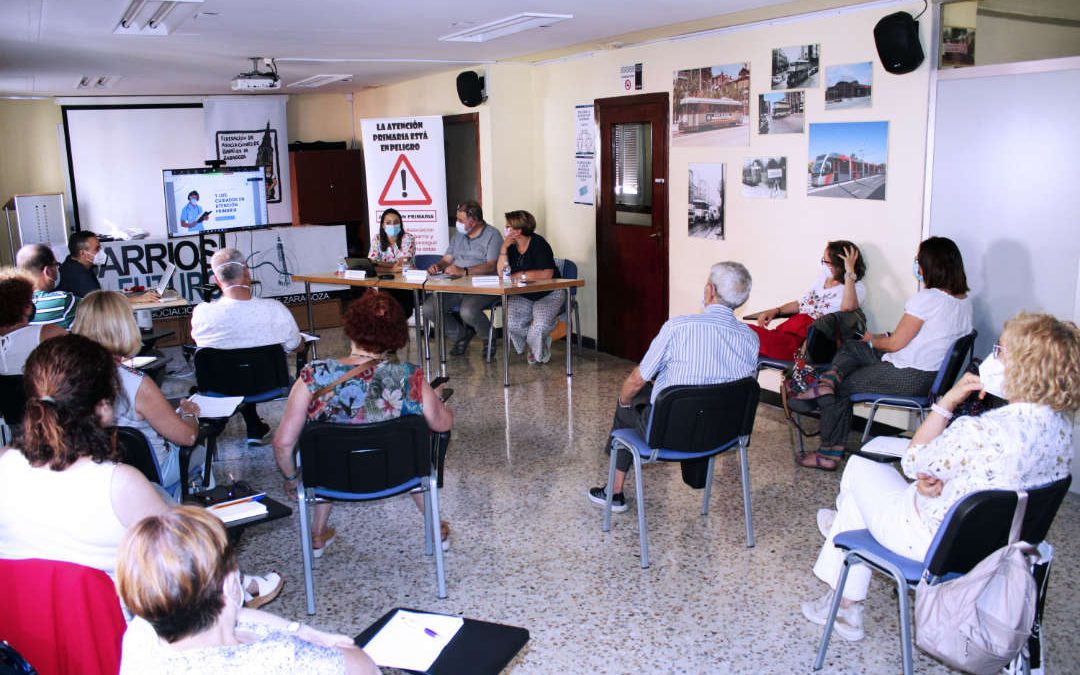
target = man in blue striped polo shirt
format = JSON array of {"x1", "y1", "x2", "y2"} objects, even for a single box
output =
[{"x1": 588, "y1": 261, "x2": 759, "y2": 512}]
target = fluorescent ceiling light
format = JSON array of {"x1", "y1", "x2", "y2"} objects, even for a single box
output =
[
  {"x1": 114, "y1": 0, "x2": 202, "y2": 35},
  {"x1": 439, "y1": 12, "x2": 571, "y2": 43},
  {"x1": 288, "y1": 74, "x2": 353, "y2": 88}
]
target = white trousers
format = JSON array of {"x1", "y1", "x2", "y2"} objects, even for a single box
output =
[{"x1": 812, "y1": 455, "x2": 934, "y2": 601}]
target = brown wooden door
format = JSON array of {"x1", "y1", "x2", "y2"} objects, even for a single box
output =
[{"x1": 595, "y1": 93, "x2": 669, "y2": 362}]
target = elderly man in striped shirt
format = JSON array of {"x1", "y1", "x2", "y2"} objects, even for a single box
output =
[{"x1": 588, "y1": 261, "x2": 759, "y2": 512}]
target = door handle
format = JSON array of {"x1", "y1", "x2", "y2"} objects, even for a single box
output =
[{"x1": 648, "y1": 231, "x2": 661, "y2": 239}]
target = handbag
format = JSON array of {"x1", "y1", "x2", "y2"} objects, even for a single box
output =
[
  {"x1": 779, "y1": 353, "x2": 821, "y2": 438},
  {"x1": 914, "y1": 492, "x2": 1038, "y2": 674}
]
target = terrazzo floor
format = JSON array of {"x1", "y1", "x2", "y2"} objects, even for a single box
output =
[{"x1": 162, "y1": 329, "x2": 1080, "y2": 674}]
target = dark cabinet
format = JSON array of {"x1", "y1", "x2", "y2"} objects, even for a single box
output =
[{"x1": 289, "y1": 148, "x2": 366, "y2": 226}]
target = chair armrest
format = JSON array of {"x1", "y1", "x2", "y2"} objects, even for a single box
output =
[{"x1": 743, "y1": 310, "x2": 796, "y2": 322}]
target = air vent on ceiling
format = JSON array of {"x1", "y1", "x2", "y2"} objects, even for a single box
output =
[
  {"x1": 439, "y1": 12, "x2": 572, "y2": 43},
  {"x1": 288, "y1": 74, "x2": 353, "y2": 89}
]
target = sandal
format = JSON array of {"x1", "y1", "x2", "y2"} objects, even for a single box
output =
[
  {"x1": 242, "y1": 571, "x2": 284, "y2": 609},
  {"x1": 818, "y1": 447, "x2": 845, "y2": 458},
  {"x1": 312, "y1": 526, "x2": 337, "y2": 559},
  {"x1": 797, "y1": 450, "x2": 838, "y2": 471},
  {"x1": 440, "y1": 520, "x2": 450, "y2": 552},
  {"x1": 792, "y1": 380, "x2": 835, "y2": 401}
]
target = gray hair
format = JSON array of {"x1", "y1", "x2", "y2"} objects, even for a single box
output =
[
  {"x1": 709, "y1": 261, "x2": 752, "y2": 309},
  {"x1": 210, "y1": 248, "x2": 246, "y2": 285}
]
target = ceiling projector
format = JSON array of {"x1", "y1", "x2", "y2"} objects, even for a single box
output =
[{"x1": 231, "y1": 73, "x2": 281, "y2": 91}]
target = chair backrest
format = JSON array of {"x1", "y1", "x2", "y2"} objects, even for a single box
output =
[
  {"x1": 924, "y1": 475, "x2": 1072, "y2": 579},
  {"x1": 298, "y1": 416, "x2": 436, "y2": 497},
  {"x1": 194, "y1": 345, "x2": 290, "y2": 400},
  {"x1": 929, "y1": 330, "x2": 978, "y2": 398},
  {"x1": 414, "y1": 254, "x2": 443, "y2": 271},
  {"x1": 113, "y1": 425, "x2": 162, "y2": 485},
  {"x1": 554, "y1": 258, "x2": 577, "y2": 298},
  {"x1": 0, "y1": 374, "x2": 26, "y2": 426},
  {"x1": 0, "y1": 558, "x2": 126, "y2": 675},
  {"x1": 645, "y1": 378, "x2": 760, "y2": 452}
]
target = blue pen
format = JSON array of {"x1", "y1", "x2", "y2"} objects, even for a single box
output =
[{"x1": 401, "y1": 614, "x2": 439, "y2": 638}]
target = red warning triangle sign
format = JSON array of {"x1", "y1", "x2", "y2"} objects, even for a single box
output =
[{"x1": 377, "y1": 154, "x2": 432, "y2": 206}]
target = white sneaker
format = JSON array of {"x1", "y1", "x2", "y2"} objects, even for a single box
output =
[
  {"x1": 817, "y1": 508, "x2": 837, "y2": 538},
  {"x1": 802, "y1": 590, "x2": 865, "y2": 641}
]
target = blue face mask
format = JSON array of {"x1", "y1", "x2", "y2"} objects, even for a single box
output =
[
  {"x1": 913, "y1": 259, "x2": 924, "y2": 285},
  {"x1": 384, "y1": 224, "x2": 401, "y2": 238},
  {"x1": 189, "y1": 198, "x2": 198, "y2": 206}
]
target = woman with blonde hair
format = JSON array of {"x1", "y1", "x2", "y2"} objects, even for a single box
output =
[
  {"x1": 117, "y1": 506, "x2": 378, "y2": 674},
  {"x1": 802, "y1": 311, "x2": 1078, "y2": 642},
  {"x1": 71, "y1": 290, "x2": 204, "y2": 499}
]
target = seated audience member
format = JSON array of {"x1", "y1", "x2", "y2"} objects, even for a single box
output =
[
  {"x1": 273, "y1": 292, "x2": 453, "y2": 557},
  {"x1": 368, "y1": 207, "x2": 416, "y2": 315},
  {"x1": 15, "y1": 244, "x2": 79, "y2": 329},
  {"x1": 497, "y1": 210, "x2": 562, "y2": 364},
  {"x1": 587, "y1": 262, "x2": 759, "y2": 511},
  {"x1": 0, "y1": 334, "x2": 282, "y2": 607},
  {"x1": 803, "y1": 312, "x2": 1078, "y2": 641},
  {"x1": 750, "y1": 241, "x2": 866, "y2": 360},
  {"x1": 57, "y1": 231, "x2": 104, "y2": 298},
  {"x1": 423, "y1": 200, "x2": 503, "y2": 356},
  {"x1": 72, "y1": 290, "x2": 206, "y2": 499},
  {"x1": 117, "y1": 506, "x2": 378, "y2": 675},
  {"x1": 794, "y1": 236, "x2": 973, "y2": 471},
  {"x1": 0, "y1": 268, "x2": 65, "y2": 374},
  {"x1": 190, "y1": 248, "x2": 304, "y2": 445}
]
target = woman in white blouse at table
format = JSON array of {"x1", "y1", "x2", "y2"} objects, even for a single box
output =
[{"x1": 801, "y1": 311, "x2": 1079, "y2": 642}]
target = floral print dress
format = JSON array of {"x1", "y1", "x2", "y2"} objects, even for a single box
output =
[{"x1": 301, "y1": 358, "x2": 424, "y2": 423}]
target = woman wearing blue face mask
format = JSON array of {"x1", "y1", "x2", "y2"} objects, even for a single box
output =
[
  {"x1": 802, "y1": 312, "x2": 1078, "y2": 641},
  {"x1": 368, "y1": 208, "x2": 415, "y2": 273},
  {"x1": 794, "y1": 236, "x2": 973, "y2": 471}
]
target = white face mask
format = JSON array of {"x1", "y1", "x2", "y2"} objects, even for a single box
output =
[
  {"x1": 232, "y1": 571, "x2": 245, "y2": 608},
  {"x1": 821, "y1": 261, "x2": 832, "y2": 276},
  {"x1": 455, "y1": 220, "x2": 468, "y2": 235},
  {"x1": 189, "y1": 198, "x2": 199, "y2": 206},
  {"x1": 978, "y1": 353, "x2": 1006, "y2": 399},
  {"x1": 92, "y1": 249, "x2": 107, "y2": 266}
]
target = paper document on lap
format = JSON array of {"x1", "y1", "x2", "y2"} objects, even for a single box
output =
[{"x1": 363, "y1": 609, "x2": 464, "y2": 671}]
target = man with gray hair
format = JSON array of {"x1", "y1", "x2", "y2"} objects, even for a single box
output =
[
  {"x1": 588, "y1": 262, "x2": 759, "y2": 510},
  {"x1": 190, "y1": 248, "x2": 302, "y2": 445},
  {"x1": 16, "y1": 244, "x2": 79, "y2": 329}
]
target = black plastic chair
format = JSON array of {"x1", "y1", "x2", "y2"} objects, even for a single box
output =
[
  {"x1": 296, "y1": 417, "x2": 452, "y2": 614},
  {"x1": 0, "y1": 374, "x2": 26, "y2": 433},
  {"x1": 813, "y1": 475, "x2": 1072, "y2": 675},
  {"x1": 112, "y1": 425, "x2": 162, "y2": 486},
  {"x1": 600, "y1": 378, "x2": 760, "y2": 568}
]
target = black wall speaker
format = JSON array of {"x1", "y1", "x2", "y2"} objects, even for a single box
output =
[
  {"x1": 874, "y1": 11, "x2": 925, "y2": 74},
  {"x1": 456, "y1": 71, "x2": 486, "y2": 107}
]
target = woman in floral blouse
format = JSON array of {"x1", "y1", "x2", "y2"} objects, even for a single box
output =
[
  {"x1": 801, "y1": 312, "x2": 1078, "y2": 642},
  {"x1": 273, "y1": 291, "x2": 452, "y2": 557},
  {"x1": 367, "y1": 208, "x2": 417, "y2": 314}
]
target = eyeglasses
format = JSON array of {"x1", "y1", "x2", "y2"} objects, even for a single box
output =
[
  {"x1": 992, "y1": 344, "x2": 1007, "y2": 358},
  {"x1": 820, "y1": 258, "x2": 832, "y2": 266}
]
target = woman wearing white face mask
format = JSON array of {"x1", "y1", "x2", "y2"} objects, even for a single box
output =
[
  {"x1": 794, "y1": 237, "x2": 973, "y2": 471},
  {"x1": 117, "y1": 506, "x2": 378, "y2": 675},
  {"x1": 367, "y1": 208, "x2": 417, "y2": 314},
  {"x1": 802, "y1": 312, "x2": 1079, "y2": 642},
  {"x1": 750, "y1": 240, "x2": 866, "y2": 359}
]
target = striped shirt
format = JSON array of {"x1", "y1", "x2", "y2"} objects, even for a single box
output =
[
  {"x1": 30, "y1": 290, "x2": 79, "y2": 329},
  {"x1": 639, "y1": 304, "x2": 759, "y2": 403}
]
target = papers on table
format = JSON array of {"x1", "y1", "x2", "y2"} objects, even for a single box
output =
[
  {"x1": 188, "y1": 394, "x2": 244, "y2": 419},
  {"x1": 363, "y1": 609, "x2": 464, "y2": 671},
  {"x1": 121, "y1": 355, "x2": 158, "y2": 369},
  {"x1": 403, "y1": 270, "x2": 429, "y2": 283},
  {"x1": 860, "y1": 436, "x2": 911, "y2": 458},
  {"x1": 470, "y1": 275, "x2": 501, "y2": 287},
  {"x1": 208, "y1": 498, "x2": 268, "y2": 524},
  {"x1": 343, "y1": 270, "x2": 367, "y2": 280}
]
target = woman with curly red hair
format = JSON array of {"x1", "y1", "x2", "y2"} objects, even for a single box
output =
[{"x1": 272, "y1": 291, "x2": 453, "y2": 556}]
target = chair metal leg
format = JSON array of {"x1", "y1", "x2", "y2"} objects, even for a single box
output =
[
  {"x1": 298, "y1": 482, "x2": 317, "y2": 615},
  {"x1": 574, "y1": 302, "x2": 582, "y2": 351},
  {"x1": 426, "y1": 474, "x2": 447, "y2": 599},
  {"x1": 794, "y1": 412, "x2": 807, "y2": 454},
  {"x1": 202, "y1": 434, "x2": 216, "y2": 488},
  {"x1": 422, "y1": 487, "x2": 434, "y2": 556},
  {"x1": 738, "y1": 438, "x2": 754, "y2": 548},
  {"x1": 860, "y1": 403, "x2": 882, "y2": 443},
  {"x1": 701, "y1": 455, "x2": 717, "y2": 516},
  {"x1": 602, "y1": 440, "x2": 619, "y2": 533},
  {"x1": 485, "y1": 304, "x2": 497, "y2": 363},
  {"x1": 632, "y1": 449, "x2": 649, "y2": 569},
  {"x1": 897, "y1": 569, "x2": 915, "y2": 675},
  {"x1": 813, "y1": 556, "x2": 853, "y2": 670}
]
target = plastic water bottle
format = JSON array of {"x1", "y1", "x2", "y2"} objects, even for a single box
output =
[
  {"x1": 501, "y1": 264, "x2": 511, "y2": 283},
  {"x1": 401, "y1": 257, "x2": 412, "y2": 274},
  {"x1": 336, "y1": 258, "x2": 347, "y2": 276}
]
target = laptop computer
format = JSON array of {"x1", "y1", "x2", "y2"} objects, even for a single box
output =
[{"x1": 155, "y1": 262, "x2": 177, "y2": 296}]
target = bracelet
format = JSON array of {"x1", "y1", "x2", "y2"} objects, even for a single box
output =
[
  {"x1": 844, "y1": 272, "x2": 857, "y2": 282},
  {"x1": 180, "y1": 412, "x2": 197, "y2": 421},
  {"x1": 930, "y1": 403, "x2": 954, "y2": 420},
  {"x1": 282, "y1": 470, "x2": 300, "y2": 481}
]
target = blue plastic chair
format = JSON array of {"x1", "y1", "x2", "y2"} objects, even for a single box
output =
[
  {"x1": 296, "y1": 417, "x2": 451, "y2": 614},
  {"x1": 553, "y1": 258, "x2": 582, "y2": 350},
  {"x1": 600, "y1": 378, "x2": 760, "y2": 568},
  {"x1": 812, "y1": 475, "x2": 1071, "y2": 675},
  {"x1": 849, "y1": 331, "x2": 977, "y2": 443}
]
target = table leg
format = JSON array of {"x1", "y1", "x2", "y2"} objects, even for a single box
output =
[
  {"x1": 436, "y1": 293, "x2": 448, "y2": 378},
  {"x1": 304, "y1": 281, "x2": 318, "y2": 359},
  {"x1": 417, "y1": 290, "x2": 431, "y2": 380},
  {"x1": 565, "y1": 288, "x2": 573, "y2": 378},
  {"x1": 502, "y1": 295, "x2": 511, "y2": 387}
]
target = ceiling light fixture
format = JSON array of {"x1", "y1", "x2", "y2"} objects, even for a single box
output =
[
  {"x1": 114, "y1": 0, "x2": 202, "y2": 35},
  {"x1": 119, "y1": 0, "x2": 148, "y2": 28},
  {"x1": 288, "y1": 74, "x2": 353, "y2": 89},
  {"x1": 146, "y1": 2, "x2": 176, "y2": 29},
  {"x1": 438, "y1": 12, "x2": 572, "y2": 43}
]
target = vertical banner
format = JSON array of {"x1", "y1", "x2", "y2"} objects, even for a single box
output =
[
  {"x1": 202, "y1": 95, "x2": 292, "y2": 225},
  {"x1": 359, "y1": 115, "x2": 449, "y2": 255},
  {"x1": 574, "y1": 104, "x2": 596, "y2": 205}
]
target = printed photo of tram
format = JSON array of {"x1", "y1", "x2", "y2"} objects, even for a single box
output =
[
  {"x1": 688, "y1": 163, "x2": 725, "y2": 240},
  {"x1": 825, "y1": 62, "x2": 872, "y2": 110},
  {"x1": 742, "y1": 157, "x2": 787, "y2": 199},
  {"x1": 807, "y1": 122, "x2": 888, "y2": 201},
  {"x1": 672, "y1": 63, "x2": 750, "y2": 147},
  {"x1": 758, "y1": 91, "x2": 804, "y2": 135},
  {"x1": 771, "y1": 44, "x2": 820, "y2": 90}
]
